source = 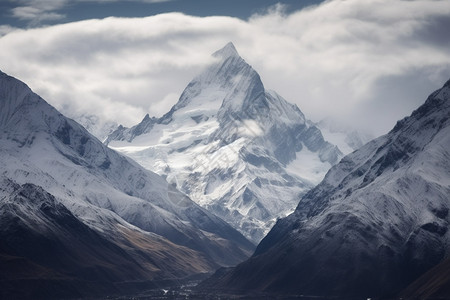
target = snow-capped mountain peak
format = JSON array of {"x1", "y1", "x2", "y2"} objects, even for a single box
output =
[
  {"x1": 107, "y1": 43, "x2": 342, "y2": 243},
  {"x1": 173, "y1": 41, "x2": 263, "y2": 119},
  {"x1": 212, "y1": 41, "x2": 239, "y2": 59}
]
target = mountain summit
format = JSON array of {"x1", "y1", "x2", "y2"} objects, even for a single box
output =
[
  {"x1": 213, "y1": 42, "x2": 239, "y2": 58},
  {"x1": 201, "y1": 79, "x2": 450, "y2": 298},
  {"x1": 107, "y1": 43, "x2": 342, "y2": 242}
]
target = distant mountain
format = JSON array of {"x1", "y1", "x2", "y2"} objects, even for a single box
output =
[
  {"x1": 0, "y1": 70, "x2": 254, "y2": 299},
  {"x1": 71, "y1": 113, "x2": 118, "y2": 142},
  {"x1": 106, "y1": 43, "x2": 342, "y2": 243},
  {"x1": 316, "y1": 117, "x2": 374, "y2": 155},
  {"x1": 201, "y1": 79, "x2": 450, "y2": 298}
]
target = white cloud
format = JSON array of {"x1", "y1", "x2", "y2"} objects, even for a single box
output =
[
  {"x1": 11, "y1": 0, "x2": 68, "y2": 25},
  {"x1": 0, "y1": 25, "x2": 18, "y2": 37},
  {"x1": 9, "y1": 0, "x2": 175, "y2": 25},
  {"x1": 83, "y1": 0, "x2": 173, "y2": 2},
  {"x1": 13, "y1": 7, "x2": 66, "y2": 24},
  {"x1": 1, "y1": 0, "x2": 449, "y2": 136}
]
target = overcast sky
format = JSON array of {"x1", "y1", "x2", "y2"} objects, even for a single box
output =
[{"x1": 1, "y1": 0, "x2": 449, "y2": 137}]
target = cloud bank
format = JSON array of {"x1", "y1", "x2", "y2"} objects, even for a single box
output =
[{"x1": 1, "y1": 0, "x2": 449, "y2": 136}]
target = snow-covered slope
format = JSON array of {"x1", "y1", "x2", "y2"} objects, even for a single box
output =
[
  {"x1": 0, "y1": 70, "x2": 254, "y2": 298},
  {"x1": 201, "y1": 79, "x2": 450, "y2": 298},
  {"x1": 107, "y1": 43, "x2": 342, "y2": 242}
]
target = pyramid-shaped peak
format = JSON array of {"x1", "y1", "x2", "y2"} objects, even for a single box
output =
[{"x1": 212, "y1": 42, "x2": 240, "y2": 59}]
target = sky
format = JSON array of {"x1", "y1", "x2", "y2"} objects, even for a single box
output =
[{"x1": 0, "y1": 0, "x2": 449, "y2": 138}]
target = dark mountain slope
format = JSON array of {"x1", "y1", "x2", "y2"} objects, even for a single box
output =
[
  {"x1": 201, "y1": 79, "x2": 450, "y2": 298},
  {"x1": 0, "y1": 180, "x2": 215, "y2": 299},
  {"x1": 401, "y1": 257, "x2": 450, "y2": 300}
]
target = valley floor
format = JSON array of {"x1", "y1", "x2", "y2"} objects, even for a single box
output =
[{"x1": 95, "y1": 283, "x2": 425, "y2": 300}]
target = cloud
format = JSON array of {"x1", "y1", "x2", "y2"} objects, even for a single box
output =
[
  {"x1": 77, "y1": 0, "x2": 173, "y2": 2},
  {"x1": 12, "y1": 7, "x2": 65, "y2": 24},
  {"x1": 9, "y1": 0, "x2": 175, "y2": 26},
  {"x1": 85, "y1": 0, "x2": 173, "y2": 2},
  {"x1": 246, "y1": 0, "x2": 450, "y2": 132},
  {"x1": 0, "y1": 0, "x2": 449, "y2": 137},
  {"x1": 10, "y1": 0, "x2": 68, "y2": 25},
  {"x1": 0, "y1": 25, "x2": 18, "y2": 37}
]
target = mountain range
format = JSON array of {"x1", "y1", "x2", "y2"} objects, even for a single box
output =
[
  {"x1": 0, "y1": 70, "x2": 254, "y2": 299},
  {"x1": 2, "y1": 42, "x2": 448, "y2": 300}
]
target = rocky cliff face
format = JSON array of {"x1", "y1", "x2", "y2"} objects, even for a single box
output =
[
  {"x1": 107, "y1": 43, "x2": 342, "y2": 242},
  {"x1": 201, "y1": 79, "x2": 450, "y2": 298}
]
